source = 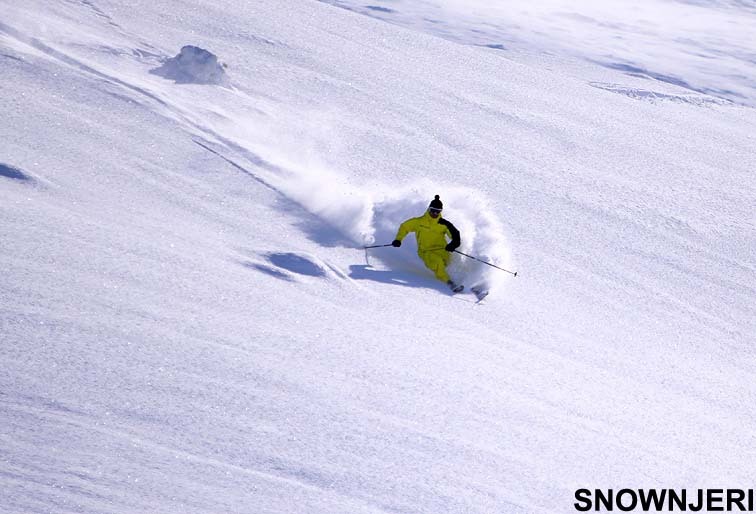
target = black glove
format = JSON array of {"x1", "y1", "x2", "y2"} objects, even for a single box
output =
[
  {"x1": 445, "y1": 242, "x2": 458, "y2": 252},
  {"x1": 392, "y1": 239, "x2": 402, "y2": 247}
]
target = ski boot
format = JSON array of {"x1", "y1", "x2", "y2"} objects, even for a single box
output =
[{"x1": 447, "y1": 280, "x2": 464, "y2": 294}]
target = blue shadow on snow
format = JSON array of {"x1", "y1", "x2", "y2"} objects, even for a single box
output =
[
  {"x1": 349, "y1": 264, "x2": 447, "y2": 292},
  {"x1": 0, "y1": 163, "x2": 31, "y2": 181},
  {"x1": 366, "y1": 5, "x2": 395, "y2": 13},
  {"x1": 267, "y1": 253, "x2": 327, "y2": 278}
]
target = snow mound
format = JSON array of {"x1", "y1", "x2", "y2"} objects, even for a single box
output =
[{"x1": 151, "y1": 45, "x2": 228, "y2": 85}]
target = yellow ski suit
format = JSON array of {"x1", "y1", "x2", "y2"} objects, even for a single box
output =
[{"x1": 394, "y1": 211, "x2": 461, "y2": 282}]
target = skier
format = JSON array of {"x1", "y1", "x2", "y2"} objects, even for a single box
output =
[{"x1": 392, "y1": 195, "x2": 463, "y2": 292}]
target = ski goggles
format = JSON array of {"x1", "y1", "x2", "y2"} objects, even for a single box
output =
[{"x1": 429, "y1": 207, "x2": 442, "y2": 215}]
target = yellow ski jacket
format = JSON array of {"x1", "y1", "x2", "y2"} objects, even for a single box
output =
[{"x1": 394, "y1": 211, "x2": 461, "y2": 254}]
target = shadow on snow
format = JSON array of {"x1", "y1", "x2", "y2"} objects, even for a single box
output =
[
  {"x1": 349, "y1": 264, "x2": 448, "y2": 292},
  {"x1": 0, "y1": 163, "x2": 32, "y2": 182}
]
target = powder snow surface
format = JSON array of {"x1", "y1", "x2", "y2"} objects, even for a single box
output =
[{"x1": 1, "y1": 1, "x2": 755, "y2": 513}]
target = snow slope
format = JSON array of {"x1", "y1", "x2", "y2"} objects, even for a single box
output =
[
  {"x1": 1, "y1": 0, "x2": 755, "y2": 512},
  {"x1": 321, "y1": 0, "x2": 756, "y2": 107}
]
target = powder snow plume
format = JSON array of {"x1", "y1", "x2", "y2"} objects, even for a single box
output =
[
  {"x1": 215, "y1": 109, "x2": 514, "y2": 291},
  {"x1": 270, "y1": 165, "x2": 515, "y2": 291}
]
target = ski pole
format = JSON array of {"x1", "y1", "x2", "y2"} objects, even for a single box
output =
[
  {"x1": 363, "y1": 243, "x2": 394, "y2": 266},
  {"x1": 454, "y1": 250, "x2": 518, "y2": 277}
]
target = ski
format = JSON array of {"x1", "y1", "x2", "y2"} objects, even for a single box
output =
[{"x1": 471, "y1": 286, "x2": 489, "y2": 303}]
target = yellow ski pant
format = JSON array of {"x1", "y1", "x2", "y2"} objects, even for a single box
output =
[{"x1": 419, "y1": 249, "x2": 451, "y2": 282}]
